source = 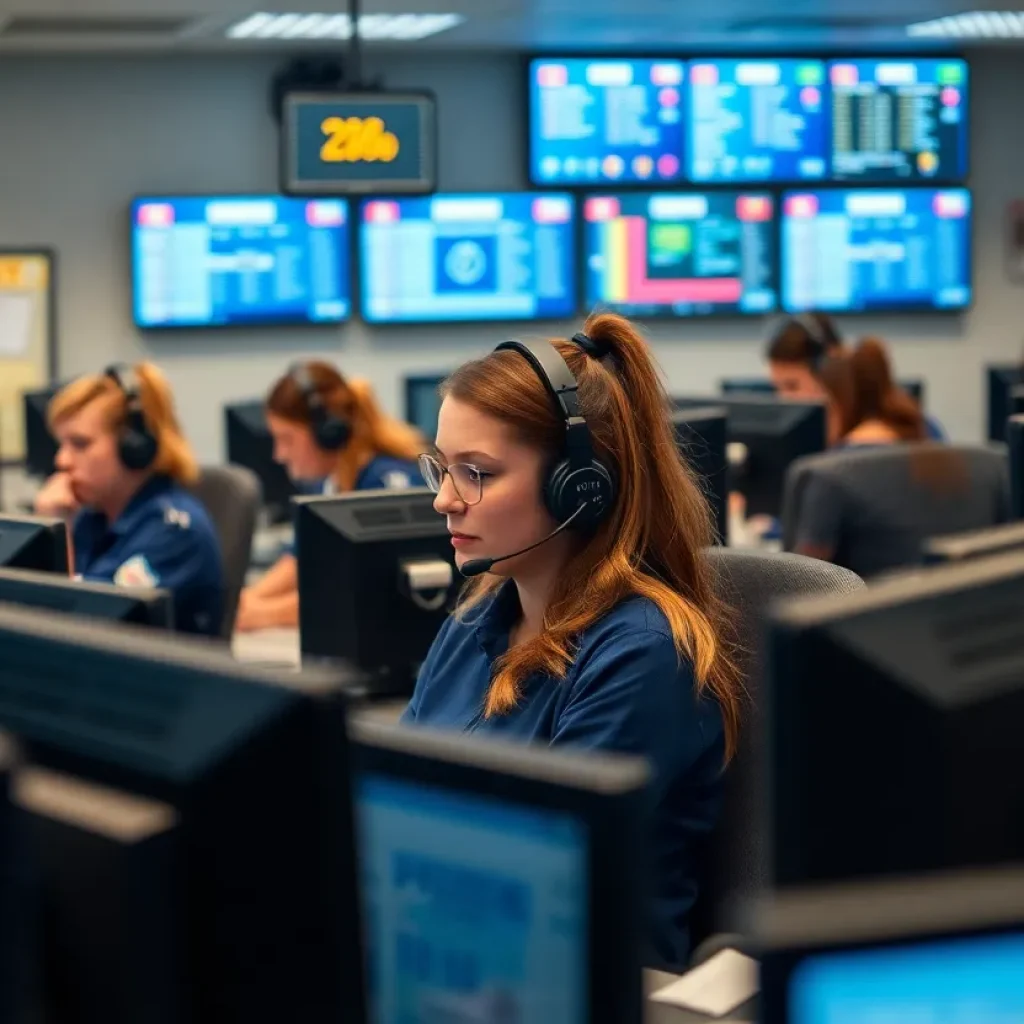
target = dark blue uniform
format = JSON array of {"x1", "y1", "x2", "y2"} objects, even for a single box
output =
[
  {"x1": 72, "y1": 474, "x2": 224, "y2": 636},
  {"x1": 402, "y1": 582, "x2": 725, "y2": 971}
]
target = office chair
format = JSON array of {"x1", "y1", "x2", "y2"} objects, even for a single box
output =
[
  {"x1": 191, "y1": 465, "x2": 261, "y2": 638},
  {"x1": 689, "y1": 548, "x2": 866, "y2": 954},
  {"x1": 781, "y1": 444, "x2": 1010, "y2": 579}
]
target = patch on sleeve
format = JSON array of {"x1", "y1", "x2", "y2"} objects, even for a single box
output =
[
  {"x1": 382, "y1": 470, "x2": 412, "y2": 489},
  {"x1": 163, "y1": 506, "x2": 192, "y2": 530},
  {"x1": 113, "y1": 554, "x2": 159, "y2": 589}
]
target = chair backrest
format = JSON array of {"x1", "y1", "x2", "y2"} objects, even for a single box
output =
[
  {"x1": 190, "y1": 465, "x2": 261, "y2": 638},
  {"x1": 689, "y1": 548, "x2": 866, "y2": 953},
  {"x1": 781, "y1": 444, "x2": 1010, "y2": 579}
]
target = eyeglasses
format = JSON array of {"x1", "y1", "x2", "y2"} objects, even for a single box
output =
[{"x1": 418, "y1": 453, "x2": 489, "y2": 506}]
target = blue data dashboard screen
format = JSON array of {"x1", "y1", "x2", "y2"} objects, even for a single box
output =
[
  {"x1": 782, "y1": 188, "x2": 971, "y2": 313},
  {"x1": 359, "y1": 192, "x2": 577, "y2": 323},
  {"x1": 529, "y1": 58, "x2": 686, "y2": 186},
  {"x1": 790, "y1": 931, "x2": 1024, "y2": 1024},
  {"x1": 829, "y1": 59, "x2": 969, "y2": 182},
  {"x1": 131, "y1": 195, "x2": 350, "y2": 328},
  {"x1": 687, "y1": 59, "x2": 828, "y2": 183},
  {"x1": 584, "y1": 191, "x2": 778, "y2": 317},
  {"x1": 357, "y1": 774, "x2": 588, "y2": 1024}
]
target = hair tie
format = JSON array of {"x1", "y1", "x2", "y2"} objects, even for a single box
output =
[{"x1": 571, "y1": 332, "x2": 611, "y2": 360}]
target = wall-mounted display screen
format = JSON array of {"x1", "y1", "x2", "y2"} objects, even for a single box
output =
[
  {"x1": 359, "y1": 192, "x2": 577, "y2": 323},
  {"x1": 686, "y1": 59, "x2": 828, "y2": 183},
  {"x1": 583, "y1": 191, "x2": 778, "y2": 317},
  {"x1": 131, "y1": 195, "x2": 350, "y2": 328},
  {"x1": 528, "y1": 58, "x2": 686, "y2": 186},
  {"x1": 829, "y1": 58, "x2": 969, "y2": 182},
  {"x1": 781, "y1": 187, "x2": 971, "y2": 313}
]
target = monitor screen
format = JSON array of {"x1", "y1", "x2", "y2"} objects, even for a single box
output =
[
  {"x1": 528, "y1": 58, "x2": 686, "y2": 186},
  {"x1": 131, "y1": 195, "x2": 351, "y2": 328},
  {"x1": 357, "y1": 773, "x2": 589, "y2": 1022},
  {"x1": 583, "y1": 191, "x2": 777, "y2": 317},
  {"x1": 359, "y1": 193, "x2": 577, "y2": 323},
  {"x1": 781, "y1": 187, "x2": 972, "y2": 313},
  {"x1": 404, "y1": 375, "x2": 447, "y2": 441},
  {"x1": 789, "y1": 931, "x2": 1024, "y2": 1023},
  {"x1": 687, "y1": 59, "x2": 828, "y2": 183},
  {"x1": 829, "y1": 58, "x2": 969, "y2": 183}
]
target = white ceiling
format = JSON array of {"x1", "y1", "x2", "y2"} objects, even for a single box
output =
[{"x1": 0, "y1": 0, "x2": 1014, "y2": 52}]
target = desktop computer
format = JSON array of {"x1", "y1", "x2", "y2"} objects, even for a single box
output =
[
  {"x1": 674, "y1": 396, "x2": 826, "y2": 517},
  {"x1": 1008, "y1": 414, "x2": 1024, "y2": 519},
  {"x1": 0, "y1": 602, "x2": 366, "y2": 1023},
  {"x1": 0, "y1": 568, "x2": 173, "y2": 628},
  {"x1": 671, "y1": 406, "x2": 728, "y2": 544},
  {"x1": 720, "y1": 378, "x2": 776, "y2": 396},
  {"x1": 224, "y1": 400, "x2": 297, "y2": 525},
  {"x1": 986, "y1": 365, "x2": 1024, "y2": 442},
  {"x1": 758, "y1": 867, "x2": 1024, "y2": 1024},
  {"x1": 404, "y1": 373, "x2": 448, "y2": 441},
  {"x1": 0, "y1": 515, "x2": 68, "y2": 574},
  {"x1": 766, "y1": 553, "x2": 1024, "y2": 890},
  {"x1": 22, "y1": 386, "x2": 60, "y2": 480},
  {"x1": 924, "y1": 521, "x2": 1024, "y2": 564},
  {"x1": 351, "y1": 714, "x2": 649, "y2": 1024},
  {"x1": 296, "y1": 489, "x2": 457, "y2": 697}
]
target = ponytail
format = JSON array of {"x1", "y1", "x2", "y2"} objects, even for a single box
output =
[{"x1": 848, "y1": 337, "x2": 926, "y2": 442}]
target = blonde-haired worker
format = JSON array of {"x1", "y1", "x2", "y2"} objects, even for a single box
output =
[{"x1": 33, "y1": 363, "x2": 224, "y2": 636}]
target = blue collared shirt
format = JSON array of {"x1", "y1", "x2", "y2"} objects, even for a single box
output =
[
  {"x1": 72, "y1": 475, "x2": 224, "y2": 636},
  {"x1": 402, "y1": 582, "x2": 725, "y2": 971}
]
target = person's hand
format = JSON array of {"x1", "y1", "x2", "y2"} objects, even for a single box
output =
[
  {"x1": 234, "y1": 594, "x2": 275, "y2": 633},
  {"x1": 34, "y1": 472, "x2": 80, "y2": 519}
]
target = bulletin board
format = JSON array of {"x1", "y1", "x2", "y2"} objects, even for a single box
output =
[{"x1": 0, "y1": 250, "x2": 57, "y2": 463}]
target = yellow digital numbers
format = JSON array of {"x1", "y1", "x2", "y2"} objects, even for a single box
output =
[{"x1": 319, "y1": 116, "x2": 400, "y2": 164}]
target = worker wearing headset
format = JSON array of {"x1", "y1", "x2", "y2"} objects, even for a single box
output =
[
  {"x1": 403, "y1": 313, "x2": 742, "y2": 972},
  {"x1": 33, "y1": 363, "x2": 224, "y2": 636},
  {"x1": 235, "y1": 361, "x2": 425, "y2": 633}
]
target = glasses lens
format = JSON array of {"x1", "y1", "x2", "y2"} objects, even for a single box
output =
[
  {"x1": 418, "y1": 454, "x2": 443, "y2": 493},
  {"x1": 449, "y1": 464, "x2": 483, "y2": 506}
]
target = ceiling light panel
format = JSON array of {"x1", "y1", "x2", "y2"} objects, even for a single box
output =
[
  {"x1": 907, "y1": 10, "x2": 1024, "y2": 38},
  {"x1": 226, "y1": 12, "x2": 464, "y2": 41}
]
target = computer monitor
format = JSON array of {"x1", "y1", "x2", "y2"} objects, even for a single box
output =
[
  {"x1": 224, "y1": 400, "x2": 297, "y2": 524},
  {"x1": 721, "y1": 378, "x2": 776, "y2": 396},
  {"x1": 985, "y1": 365, "x2": 1024, "y2": 442},
  {"x1": 296, "y1": 489, "x2": 458, "y2": 697},
  {"x1": 901, "y1": 378, "x2": 925, "y2": 407},
  {"x1": 0, "y1": 733, "x2": 29, "y2": 1024},
  {"x1": 674, "y1": 395, "x2": 827, "y2": 517},
  {"x1": 924, "y1": 521, "x2": 1024, "y2": 564},
  {"x1": 0, "y1": 515, "x2": 68, "y2": 574},
  {"x1": 1008, "y1": 414, "x2": 1024, "y2": 519},
  {"x1": 351, "y1": 715, "x2": 649, "y2": 1024},
  {"x1": 672, "y1": 406, "x2": 728, "y2": 544},
  {"x1": 766, "y1": 553, "x2": 1024, "y2": 889},
  {"x1": 22, "y1": 386, "x2": 60, "y2": 479},
  {"x1": 0, "y1": 568, "x2": 173, "y2": 629},
  {"x1": 759, "y1": 867, "x2": 1024, "y2": 1024},
  {"x1": 403, "y1": 373, "x2": 447, "y2": 441},
  {"x1": 0, "y1": 603, "x2": 366, "y2": 1021}
]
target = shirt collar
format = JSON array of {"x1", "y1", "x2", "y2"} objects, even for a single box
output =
[
  {"x1": 79, "y1": 474, "x2": 174, "y2": 537},
  {"x1": 472, "y1": 580, "x2": 521, "y2": 655}
]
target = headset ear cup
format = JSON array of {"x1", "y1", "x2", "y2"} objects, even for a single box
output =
[
  {"x1": 314, "y1": 416, "x2": 351, "y2": 452},
  {"x1": 544, "y1": 459, "x2": 615, "y2": 528},
  {"x1": 119, "y1": 430, "x2": 158, "y2": 472}
]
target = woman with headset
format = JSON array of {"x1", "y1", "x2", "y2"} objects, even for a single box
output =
[
  {"x1": 235, "y1": 361, "x2": 425, "y2": 632},
  {"x1": 403, "y1": 313, "x2": 742, "y2": 971},
  {"x1": 33, "y1": 362, "x2": 224, "y2": 635}
]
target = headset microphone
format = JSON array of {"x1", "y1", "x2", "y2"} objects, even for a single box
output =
[{"x1": 459, "y1": 504, "x2": 588, "y2": 578}]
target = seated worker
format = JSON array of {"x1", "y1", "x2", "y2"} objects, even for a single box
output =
[
  {"x1": 767, "y1": 316, "x2": 944, "y2": 440},
  {"x1": 33, "y1": 363, "x2": 223, "y2": 635},
  {"x1": 235, "y1": 362, "x2": 425, "y2": 632},
  {"x1": 402, "y1": 312, "x2": 742, "y2": 971}
]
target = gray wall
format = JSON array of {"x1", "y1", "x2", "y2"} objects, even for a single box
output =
[{"x1": 0, "y1": 50, "x2": 1020, "y2": 459}]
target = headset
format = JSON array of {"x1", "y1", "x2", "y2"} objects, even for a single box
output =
[
  {"x1": 288, "y1": 363, "x2": 352, "y2": 451},
  {"x1": 458, "y1": 337, "x2": 616, "y2": 578},
  {"x1": 104, "y1": 364, "x2": 159, "y2": 471},
  {"x1": 495, "y1": 337, "x2": 616, "y2": 527}
]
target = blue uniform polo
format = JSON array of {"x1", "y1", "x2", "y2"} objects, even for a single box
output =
[
  {"x1": 402, "y1": 582, "x2": 726, "y2": 970},
  {"x1": 72, "y1": 474, "x2": 224, "y2": 636}
]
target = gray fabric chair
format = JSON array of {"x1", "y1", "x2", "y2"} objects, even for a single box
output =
[
  {"x1": 689, "y1": 548, "x2": 866, "y2": 950},
  {"x1": 191, "y1": 465, "x2": 261, "y2": 639},
  {"x1": 781, "y1": 444, "x2": 1010, "y2": 579}
]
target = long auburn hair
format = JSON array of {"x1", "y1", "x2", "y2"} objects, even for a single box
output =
[
  {"x1": 48, "y1": 362, "x2": 199, "y2": 485},
  {"x1": 266, "y1": 362, "x2": 424, "y2": 491},
  {"x1": 444, "y1": 313, "x2": 742, "y2": 761},
  {"x1": 847, "y1": 337, "x2": 927, "y2": 442}
]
